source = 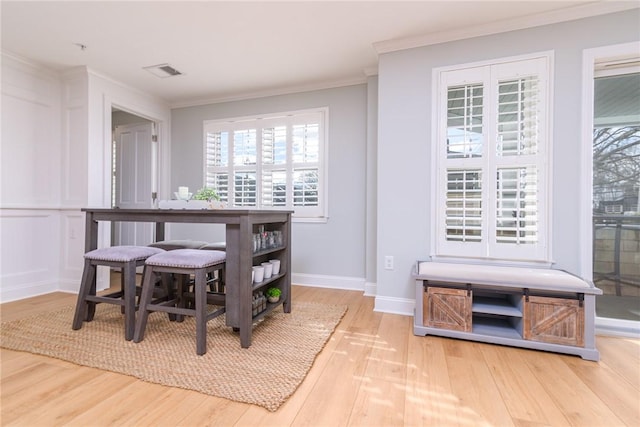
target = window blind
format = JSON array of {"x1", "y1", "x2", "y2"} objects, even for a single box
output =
[
  {"x1": 436, "y1": 55, "x2": 550, "y2": 262},
  {"x1": 203, "y1": 108, "x2": 327, "y2": 218}
]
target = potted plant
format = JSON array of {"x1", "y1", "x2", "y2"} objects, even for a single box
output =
[
  {"x1": 266, "y1": 287, "x2": 282, "y2": 303},
  {"x1": 193, "y1": 187, "x2": 223, "y2": 209},
  {"x1": 193, "y1": 187, "x2": 220, "y2": 201}
]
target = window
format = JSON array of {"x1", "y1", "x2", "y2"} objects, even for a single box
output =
[
  {"x1": 435, "y1": 55, "x2": 551, "y2": 262},
  {"x1": 204, "y1": 108, "x2": 327, "y2": 220}
]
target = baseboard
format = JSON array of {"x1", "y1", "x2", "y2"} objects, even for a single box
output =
[
  {"x1": 292, "y1": 273, "x2": 365, "y2": 292},
  {"x1": 373, "y1": 295, "x2": 414, "y2": 317},
  {"x1": 3, "y1": 272, "x2": 415, "y2": 319},
  {"x1": 596, "y1": 317, "x2": 640, "y2": 338},
  {"x1": 363, "y1": 281, "x2": 377, "y2": 297},
  {"x1": 0, "y1": 280, "x2": 58, "y2": 303}
]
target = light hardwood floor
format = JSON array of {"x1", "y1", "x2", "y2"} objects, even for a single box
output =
[{"x1": 1, "y1": 284, "x2": 639, "y2": 426}]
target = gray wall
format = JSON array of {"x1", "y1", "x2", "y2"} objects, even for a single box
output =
[
  {"x1": 171, "y1": 84, "x2": 368, "y2": 280},
  {"x1": 376, "y1": 10, "x2": 640, "y2": 305}
]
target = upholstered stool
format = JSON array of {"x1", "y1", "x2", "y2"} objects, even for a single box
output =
[
  {"x1": 200, "y1": 241, "x2": 226, "y2": 251},
  {"x1": 134, "y1": 249, "x2": 226, "y2": 355},
  {"x1": 199, "y1": 241, "x2": 227, "y2": 292},
  {"x1": 148, "y1": 239, "x2": 208, "y2": 251},
  {"x1": 72, "y1": 245, "x2": 165, "y2": 340},
  {"x1": 148, "y1": 241, "x2": 208, "y2": 311}
]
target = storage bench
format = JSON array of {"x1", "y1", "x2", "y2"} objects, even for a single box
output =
[{"x1": 413, "y1": 261, "x2": 603, "y2": 361}]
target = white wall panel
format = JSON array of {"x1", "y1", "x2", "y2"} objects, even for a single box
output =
[
  {"x1": 1, "y1": 58, "x2": 170, "y2": 301},
  {"x1": 1, "y1": 53, "x2": 61, "y2": 207},
  {"x1": 0, "y1": 210, "x2": 60, "y2": 302},
  {"x1": 61, "y1": 69, "x2": 88, "y2": 207},
  {"x1": 58, "y1": 210, "x2": 86, "y2": 293},
  {"x1": 1, "y1": 54, "x2": 63, "y2": 301}
]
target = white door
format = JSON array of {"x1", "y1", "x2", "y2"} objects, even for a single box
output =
[{"x1": 114, "y1": 122, "x2": 154, "y2": 246}]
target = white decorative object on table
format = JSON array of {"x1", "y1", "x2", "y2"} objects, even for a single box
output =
[{"x1": 177, "y1": 186, "x2": 190, "y2": 199}]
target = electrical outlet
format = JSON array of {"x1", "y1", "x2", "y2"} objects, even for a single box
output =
[{"x1": 384, "y1": 256, "x2": 394, "y2": 270}]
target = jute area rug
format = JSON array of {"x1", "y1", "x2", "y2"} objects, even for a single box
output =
[{"x1": 0, "y1": 302, "x2": 347, "y2": 412}]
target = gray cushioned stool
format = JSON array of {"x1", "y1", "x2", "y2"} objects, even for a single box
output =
[
  {"x1": 72, "y1": 245, "x2": 165, "y2": 340},
  {"x1": 200, "y1": 241, "x2": 226, "y2": 251},
  {"x1": 148, "y1": 241, "x2": 208, "y2": 310},
  {"x1": 134, "y1": 249, "x2": 226, "y2": 355},
  {"x1": 148, "y1": 239, "x2": 208, "y2": 251},
  {"x1": 199, "y1": 241, "x2": 227, "y2": 292}
]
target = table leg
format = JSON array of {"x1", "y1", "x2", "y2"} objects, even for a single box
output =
[{"x1": 84, "y1": 212, "x2": 99, "y2": 252}]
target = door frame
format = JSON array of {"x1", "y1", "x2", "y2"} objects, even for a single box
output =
[
  {"x1": 580, "y1": 41, "x2": 640, "y2": 337},
  {"x1": 90, "y1": 91, "x2": 170, "y2": 291},
  {"x1": 108, "y1": 104, "x2": 162, "y2": 205}
]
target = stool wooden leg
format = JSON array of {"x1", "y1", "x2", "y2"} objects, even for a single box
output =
[
  {"x1": 122, "y1": 261, "x2": 137, "y2": 341},
  {"x1": 162, "y1": 273, "x2": 177, "y2": 321},
  {"x1": 175, "y1": 274, "x2": 189, "y2": 323},
  {"x1": 120, "y1": 268, "x2": 126, "y2": 314},
  {"x1": 133, "y1": 267, "x2": 157, "y2": 343},
  {"x1": 195, "y1": 269, "x2": 207, "y2": 355},
  {"x1": 72, "y1": 259, "x2": 95, "y2": 330}
]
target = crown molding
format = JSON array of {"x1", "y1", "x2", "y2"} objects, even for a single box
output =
[
  {"x1": 363, "y1": 66, "x2": 379, "y2": 77},
  {"x1": 374, "y1": 2, "x2": 640, "y2": 54},
  {"x1": 171, "y1": 75, "x2": 368, "y2": 109},
  {"x1": 1, "y1": 50, "x2": 62, "y2": 80}
]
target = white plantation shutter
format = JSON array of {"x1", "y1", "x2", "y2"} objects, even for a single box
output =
[
  {"x1": 446, "y1": 170, "x2": 483, "y2": 242},
  {"x1": 234, "y1": 172, "x2": 256, "y2": 206},
  {"x1": 497, "y1": 77, "x2": 540, "y2": 156},
  {"x1": 262, "y1": 169, "x2": 287, "y2": 207},
  {"x1": 233, "y1": 129, "x2": 257, "y2": 166},
  {"x1": 495, "y1": 167, "x2": 538, "y2": 244},
  {"x1": 436, "y1": 55, "x2": 549, "y2": 262},
  {"x1": 205, "y1": 131, "x2": 229, "y2": 202},
  {"x1": 447, "y1": 83, "x2": 484, "y2": 158},
  {"x1": 293, "y1": 168, "x2": 319, "y2": 206},
  {"x1": 203, "y1": 108, "x2": 327, "y2": 219},
  {"x1": 292, "y1": 123, "x2": 320, "y2": 162}
]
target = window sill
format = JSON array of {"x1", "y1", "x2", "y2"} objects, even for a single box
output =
[{"x1": 293, "y1": 216, "x2": 328, "y2": 224}]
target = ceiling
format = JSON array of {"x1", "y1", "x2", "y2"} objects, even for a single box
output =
[{"x1": 1, "y1": 1, "x2": 637, "y2": 107}]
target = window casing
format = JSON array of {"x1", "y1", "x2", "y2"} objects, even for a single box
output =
[
  {"x1": 203, "y1": 108, "x2": 327, "y2": 220},
  {"x1": 435, "y1": 55, "x2": 551, "y2": 263}
]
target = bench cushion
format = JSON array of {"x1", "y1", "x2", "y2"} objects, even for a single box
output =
[{"x1": 416, "y1": 261, "x2": 601, "y2": 294}]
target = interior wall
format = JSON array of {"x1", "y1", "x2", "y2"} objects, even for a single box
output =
[
  {"x1": 0, "y1": 56, "x2": 172, "y2": 301},
  {"x1": 171, "y1": 84, "x2": 368, "y2": 287},
  {"x1": 1, "y1": 53, "x2": 63, "y2": 301},
  {"x1": 375, "y1": 9, "x2": 640, "y2": 315}
]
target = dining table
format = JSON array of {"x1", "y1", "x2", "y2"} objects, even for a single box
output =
[{"x1": 82, "y1": 207, "x2": 292, "y2": 348}]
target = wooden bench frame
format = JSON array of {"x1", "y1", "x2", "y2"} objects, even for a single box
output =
[{"x1": 413, "y1": 261, "x2": 603, "y2": 361}]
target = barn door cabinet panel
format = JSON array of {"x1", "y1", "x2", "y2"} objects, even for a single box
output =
[
  {"x1": 523, "y1": 295, "x2": 585, "y2": 347},
  {"x1": 424, "y1": 286, "x2": 472, "y2": 332},
  {"x1": 413, "y1": 261, "x2": 602, "y2": 361}
]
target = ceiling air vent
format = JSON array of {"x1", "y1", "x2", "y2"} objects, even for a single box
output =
[{"x1": 143, "y1": 63, "x2": 183, "y2": 78}]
